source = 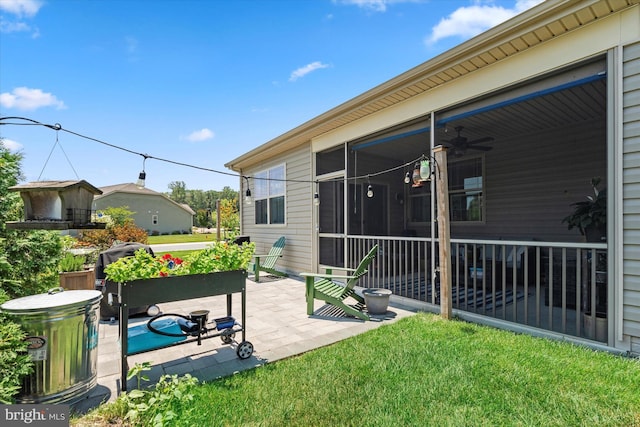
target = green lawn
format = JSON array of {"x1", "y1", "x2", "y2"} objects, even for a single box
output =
[
  {"x1": 147, "y1": 234, "x2": 219, "y2": 244},
  {"x1": 75, "y1": 313, "x2": 640, "y2": 426}
]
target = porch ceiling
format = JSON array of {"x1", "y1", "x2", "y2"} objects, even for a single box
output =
[
  {"x1": 225, "y1": 0, "x2": 637, "y2": 171},
  {"x1": 355, "y1": 77, "x2": 607, "y2": 161}
]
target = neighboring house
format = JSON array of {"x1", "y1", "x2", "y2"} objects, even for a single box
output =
[
  {"x1": 94, "y1": 183, "x2": 195, "y2": 235},
  {"x1": 226, "y1": 0, "x2": 640, "y2": 354}
]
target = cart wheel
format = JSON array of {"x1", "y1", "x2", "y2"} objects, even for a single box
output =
[
  {"x1": 236, "y1": 341, "x2": 254, "y2": 359},
  {"x1": 220, "y1": 329, "x2": 235, "y2": 344}
]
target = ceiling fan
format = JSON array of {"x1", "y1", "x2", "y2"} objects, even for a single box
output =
[{"x1": 443, "y1": 126, "x2": 494, "y2": 157}]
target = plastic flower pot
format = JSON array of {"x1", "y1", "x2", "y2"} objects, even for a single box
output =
[{"x1": 362, "y1": 288, "x2": 392, "y2": 315}]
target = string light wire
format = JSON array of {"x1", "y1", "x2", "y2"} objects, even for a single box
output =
[{"x1": 1, "y1": 116, "x2": 428, "y2": 185}]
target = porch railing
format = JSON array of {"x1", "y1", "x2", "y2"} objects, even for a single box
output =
[{"x1": 347, "y1": 236, "x2": 608, "y2": 343}]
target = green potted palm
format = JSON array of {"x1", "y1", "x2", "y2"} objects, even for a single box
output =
[{"x1": 562, "y1": 177, "x2": 606, "y2": 242}]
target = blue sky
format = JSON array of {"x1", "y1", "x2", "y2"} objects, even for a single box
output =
[{"x1": 0, "y1": 0, "x2": 543, "y2": 193}]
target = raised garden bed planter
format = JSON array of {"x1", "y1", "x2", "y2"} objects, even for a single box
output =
[{"x1": 114, "y1": 270, "x2": 250, "y2": 392}]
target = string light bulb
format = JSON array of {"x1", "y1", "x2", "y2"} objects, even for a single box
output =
[
  {"x1": 243, "y1": 176, "x2": 252, "y2": 205},
  {"x1": 367, "y1": 184, "x2": 374, "y2": 198},
  {"x1": 314, "y1": 192, "x2": 320, "y2": 206},
  {"x1": 404, "y1": 171, "x2": 411, "y2": 184},
  {"x1": 136, "y1": 155, "x2": 148, "y2": 188},
  {"x1": 136, "y1": 171, "x2": 146, "y2": 189}
]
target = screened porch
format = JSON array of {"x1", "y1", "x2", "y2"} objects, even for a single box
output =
[{"x1": 315, "y1": 56, "x2": 610, "y2": 344}]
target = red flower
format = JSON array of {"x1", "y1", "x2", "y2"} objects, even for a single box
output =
[
  {"x1": 162, "y1": 253, "x2": 173, "y2": 260},
  {"x1": 159, "y1": 271, "x2": 168, "y2": 277}
]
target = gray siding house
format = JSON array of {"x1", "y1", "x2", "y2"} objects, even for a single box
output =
[
  {"x1": 226, "y1": 0, "x2": 640, "y2": 355},
  {"x1": 94, "y1": 183, "x2": 194, "y2": 235}
]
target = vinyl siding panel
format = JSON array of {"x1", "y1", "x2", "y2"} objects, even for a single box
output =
[
  {"x1": 452, "y1": 120, "x2": 606, "y2": 241},
  {"x1": 94, "y1": 193, "x2": 193, "y2": 234},
  {"x1": 622, "y1": 41, "x2": 640, "y2": 347},
  {"x1": 241, "y1": 144, "x2": 313, "y2": 276}
]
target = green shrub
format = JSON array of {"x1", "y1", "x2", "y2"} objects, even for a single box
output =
[
  {"x1": 0, "y1": 316, "x2": 33, "y2": 403},
  {"x1": 0, "y1": 142, "x2": 59, "y2": 403},
  {"x1": 93, "y1": 363, "x2": 200, "y2": 426},
  {"x1": 78, "y1": 207, "x2": 148, "y2": 251},
  {"x1": 80, "y1": 223, "x2": 148, "y2": 250},
  {"x1": 1, "y1": 230, "x2": 64, "y2": 299}
]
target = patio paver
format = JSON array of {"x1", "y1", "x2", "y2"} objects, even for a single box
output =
[{"x1": 72, "y1": 276, "x2": 416, "y2": 414}]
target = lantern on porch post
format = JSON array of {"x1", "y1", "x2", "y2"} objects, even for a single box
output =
[
  {"x1": 420, "y1": 159, "x2": 431, "y2": 181},
  {"x1": 411, "y1": 163, "x2": 423, "y2": 188}
]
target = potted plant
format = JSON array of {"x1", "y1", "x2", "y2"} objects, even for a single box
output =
[
  {"x1": 562, "y1": 177, "x2": 606, "y2": 242},
  {"x1": 58, "y1": 252, "x2": 95, "y2": 290},
  {"x1": 562, "y1": 178, "x2": 608, "y2": 341}
]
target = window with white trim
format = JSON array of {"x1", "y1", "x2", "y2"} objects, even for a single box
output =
[
  {"x1": 407, "y1": 156, "x2": 484, "y2": 224},
  {"x1": 254, "y1": 164, "x2": 285, "y2": 224}
]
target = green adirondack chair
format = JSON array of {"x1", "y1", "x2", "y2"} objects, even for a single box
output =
[
  {"x1": 301, "y1": 244, "x2": 378, "y2": 321},
  {"x1": 251, "y1": 236, "x2": 288, "y2": 282}
]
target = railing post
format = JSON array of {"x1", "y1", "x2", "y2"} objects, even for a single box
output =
[{"x1": 434, "y1": 146, "x2": 452, "y2": 319}]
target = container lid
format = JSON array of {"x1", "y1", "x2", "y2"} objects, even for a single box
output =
[{"x1": 0, "y1": 288, "x2": 102, "y2": 313}]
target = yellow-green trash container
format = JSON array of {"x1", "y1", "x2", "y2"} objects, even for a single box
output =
[{"x1": 0, "y1": 288, "x2": 102, "y2": 404}]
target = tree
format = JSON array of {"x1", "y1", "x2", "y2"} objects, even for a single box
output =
[
  {"x1": 0, "y1": 141, "x2": 23, "y2": 234},
  {"x1": 219, "y1": 198, "x2": 240, "y2": 236},
  {"x1": 195, "y1": 209, "x2": 211, "y2": 228},
  {"x1": 220, "y1": 186, "x2": 238, "y2": 200},
  {"x1": 0, "y1": 140, "x2": 63, "y2": 302},
  {"x1": 0, "y1": 139, "x2": 56, "y2": 403},
  {"x1": 164, "y1": 182, "x2": 239, "y2": 217},
  {"x1": 100, "y1": 206, "x2": 136, "y2": 226},
  {"x1": 168, "y1": 181, "x2": 187, "y2": 204}
]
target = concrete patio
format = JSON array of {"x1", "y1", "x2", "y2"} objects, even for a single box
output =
[{"x1": 72, "y1": 275, "x2": 416, "y2": 414}]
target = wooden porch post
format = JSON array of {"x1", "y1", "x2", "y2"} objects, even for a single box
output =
[{"x1": 433, "y1": 146, "x2": 452, "y2": 319}]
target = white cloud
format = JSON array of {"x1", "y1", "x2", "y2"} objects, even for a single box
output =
[
  {"x1": 0, "y1": 0, "x2": 42, "y2": 36},
  {"x1": 0, "y1": 19, "x2": 28, "y2": 32},
  {"x1": 0, "y1": 0, "x2": 43, "y2": 17},
  {"x1": 1, "y1": 138, "x2": 23, "y2": 151},
  {"x1": 333, "y1": 0, "x2": 419, "y2": 13},
  {"x1": 184, "y1": 128, "x2": 214, "y2": 142},
  {"x1": 0, "y1": 87, "x2": 66, "y2": 111},
  {"x1": 425, "y1": 0, "x2": 545, "y2": 45},
  {"x1": 289, "y1": 61, "x2": 330, "y2": 82}
]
